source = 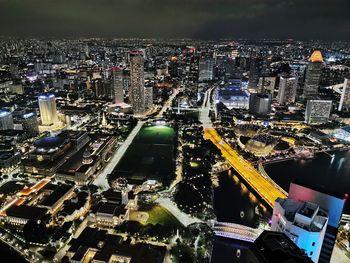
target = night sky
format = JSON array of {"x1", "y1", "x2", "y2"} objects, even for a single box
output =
[{"x1": 0, "y1": 0, "x2": 349, "y2": 40}]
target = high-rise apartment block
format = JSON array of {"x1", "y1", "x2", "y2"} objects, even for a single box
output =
[{"x1": 130, "y1": 51, "x2": 145, "y2": 114}]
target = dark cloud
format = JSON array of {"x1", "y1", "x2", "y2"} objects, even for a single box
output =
[{"x1": 0, "y1": 0, "x2": 348, "y2": 40}]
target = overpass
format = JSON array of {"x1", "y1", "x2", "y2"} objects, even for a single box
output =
[
  {"x1": 214, "y1": 221, "x2": 262, "y2": 243},
  {"x1": 204, "y1": 128, "x2": 287, "y2": 208}
]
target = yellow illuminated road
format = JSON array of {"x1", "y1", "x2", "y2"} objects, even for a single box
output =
[{"x1": 204, "y1": 128, "x2": 287, "y2": 208}]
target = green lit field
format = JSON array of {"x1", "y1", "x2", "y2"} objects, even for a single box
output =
[
  {"x1": 130, "y1": 205, "x2": 182, "y2": 227},
  {"x1": 110, "y1": 124, "x2": 176, "y2": 185},
  {"x1": 134, "y1": 126, "x2": 176, "y2": 144}
]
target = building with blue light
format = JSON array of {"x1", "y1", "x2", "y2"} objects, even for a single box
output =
[
  {"x1": 272, "y1": 198, "x2": 328, "y2": 262},
  {"x1": 20, "y1": 112, "x2": 39, "y2": 136},
  {"x1": 216, "y1": 82, "x2": 250, "y2": 109}
]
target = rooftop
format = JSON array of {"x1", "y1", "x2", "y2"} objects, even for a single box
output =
[{"x1": 309, "y1": 50, "x2": 324, "y2": 63}]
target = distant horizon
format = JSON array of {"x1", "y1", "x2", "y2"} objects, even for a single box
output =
[{"x1": 0, "y1": 36, "x2": 348, "y2": 43}]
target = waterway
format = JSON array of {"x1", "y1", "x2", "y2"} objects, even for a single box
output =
[
  {"x1": 264, "y1": 150, "x2": 350, "y2": 214},
  {"x1": 0, "y1": 240, "x2": 27, "y2": 262},
  {"x1": 211, "y1": 150, "x2": 350, "y2": 262},
  {"x1": 211, "y1": 170, "x2": 271, "y2": 262}
]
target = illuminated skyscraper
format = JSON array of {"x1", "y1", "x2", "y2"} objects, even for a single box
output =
[
  {"x1": 249, "y1": 57, "x2": 260, "y2": 88},
  {"x1": 144, "y1": 86, "x2": 153, "y2": 111},
  {"x1": 111, "y1": 67, "x2": 124, "y2": 104},
  {"x1": 0, "y1": 111, "x2": 14, "y2": 130},
  {"x1": 198, "y1": 57, "x2": 214, "y2": 81},
  {"x1": 338, "y1": 78, "x2": 350, "y2": 111},
  {"x1": 305, "y1": 100, "x2": 332, "y2": 124},
  {"x1": 38, "y1": 93, "x2": 58, "y2": 126},
  {"x1": 277, "y1": 76, "x2": 297, "y2": 105},
  {"x1": 130, "y1": 51, "x2": 145, "y2": 114},
  {"x1": 303, "y1": 51, "x2": 323, "y2": 99}
]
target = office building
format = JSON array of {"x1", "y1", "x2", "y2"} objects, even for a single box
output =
[
  {"x1": 20, "y1": 112, "x2": 39, "y2": 136},
  {"x1": 258, "y1": 76, "x2": 276, "y2": 95},
  {"x1": 130, "y1": 51, "x2": 145, "y2": 114},
  {"x1": 38, "y1": 93, "x2": 58, "y2": 126},
  {"x1": 249, "y1": 57, "x2": 260, "y2": 88},
  {"x1": 277, "y1": 76, "x2": 298, "y2": 105},
  {"x1": 249, "y1": 93, "x2": 272, "y2": 116},
  {"x1": 305, "y1": 100, "x2": 332, "y2": 124},
  {"x1": 338, "y1": 78, "x2": 350, "y2": 111},
  {"x1": 0, "y1": 111, "x2": 14, "y2": 130},
  {"x1": 144, "y1": 86, "x2": 153, "y2": 111},
  {"x1": 286, "y1": 181, "x2": 346, "y2": 263},
  {"x1": 303, "y1": 51, "x2": 323, "y2": 99},
  {"x1": 198, "y1": 57, "x2": 214, "y2": 81},
  {"x1": 111, "y1": 67, "x2": 124, "y2": 104},
  {"x1": 272, "y1": 199, "x2": 328, "y2": 262}
]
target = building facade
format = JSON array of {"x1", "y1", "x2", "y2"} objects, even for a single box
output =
[
  {"x1": 249, "y1": 93, "x2": 272, "y2": 116},
  {"x1": 20, "y1": 112, "x2": 39, "y2": 136},
  {"x1": 278, "y1": 76, "x2": 297, "y2": 105},
  {"x1": 272, "y1": 198, "x2": 328, "y2": 262},
  {"x1": 38, "y1": 93, "x2": 58, "y2": 126},
  {"x1": 111, "y1": 67, "x2": 124, "y2": 104},
  {"x1": 305, "y1": 100, "x2": 332, "y2": 124},
  {"x1": 303, "y1": 51, "x2": 323, "y2": 99},
  {"x1": 0, "y1": 111, "x2": 14, "y2": 130},
  {"x1": 338, "y1": 78, "x2": 350, "y2": 111},
  {"x1": 129, "y1": 51, "x2": 145, "y2": 114}
]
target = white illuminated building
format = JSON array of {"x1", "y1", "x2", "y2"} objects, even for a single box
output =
[
  {"x1": 38, "y1": 93, "x2": 58, "y2": 126},
  {"x1": 272, "y1": 198, "x2": 328, "y2": 262}
]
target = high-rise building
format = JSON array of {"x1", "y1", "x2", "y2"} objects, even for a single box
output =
[
  {"x1": 338, "y1": 78, "x2": 350, "y2": 111},
  {"x1": 258, "y1": 76, "x2": 276, "y2": 96},
  {"x1": 144, "y1": 86, "x2": 153, "y2": 111},
  {"x1": 271, "y1": 198, "x2": 328, "y2": 262},
  {"x1": 0, "y1": 111, "x2": 14, "y2": 130},
  {"x1": 198, "y1": 57, "x2": 214, "y2": 82},
  {"x1": 249, "y1": 93, "x2": 272, "y2": 116},
  {"x1": 303, "y1": 51, "x2": 324, "y2": 99},
  {"x1": 277, "y1": 76, "x2": 298, "y2": 104},
  {"x1": 20, "y1": 112, "x2": 39, "y2": 136},
  {"x1": 249, "y1": 57, "x2": 260, "y2": 88},
  {"x1": 130, "y1": 51, "x2": 145, "y2": 114},
  {"x1": 111, "y1": 67, "x2": 124, "y2": 104},
  {"x1": 38, "y1": 93, "x2": 58, "y2": 126},
  {"x1": 305, "y1": 100, "x2": 332, "y2": 124},
  {"x1": 287, "y1": 181, "x2": 347, "y2": 263}
]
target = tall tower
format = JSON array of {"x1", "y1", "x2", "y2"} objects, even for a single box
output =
[
  {"x1": 130, "y1": 51, "x2": 145, "y2": 114},
  {"x1": 278, "y1": 76, "x2": 297, "y2": 105},
  {"x1": 144, "y1": 86, "x2": 153, "y2": 111},
  {"x1": 303, "y1": 51, "x2": 323, "y2": 99},
  {"x1": 338, "y1": 78, "x2": 350, "y2": 111},
  {"x1": 21, "y1": 112, "x2": 39, "y2": 136},
  {"x1": 111, "y1": 67, "x2": 124, "y2": 104},
  {"x1": 38, "y1": 93, "x2": 58, "y2": 126}
]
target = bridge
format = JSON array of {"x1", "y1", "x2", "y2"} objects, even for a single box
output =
[
  {"x1": 204, "y1": 128, "x2": 287, "y2": 208},
  {"x1": 214, "y1": 221, "x2": 262, "y2": 243}
]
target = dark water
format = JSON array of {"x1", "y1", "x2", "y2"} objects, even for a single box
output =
[
  {"x1": 211, "y1": 171, "x2": 271, "y2": 263},
  {"x1": 264, "y1": 150, "x2": 350, "y2": 214},
  {"x1": 0, "y1": 241, "x2": 26, "y2": 262}
]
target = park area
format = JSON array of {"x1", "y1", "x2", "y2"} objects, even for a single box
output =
[{"x1": 110, "y1": 124, "x2": 176, "y2": 185}]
